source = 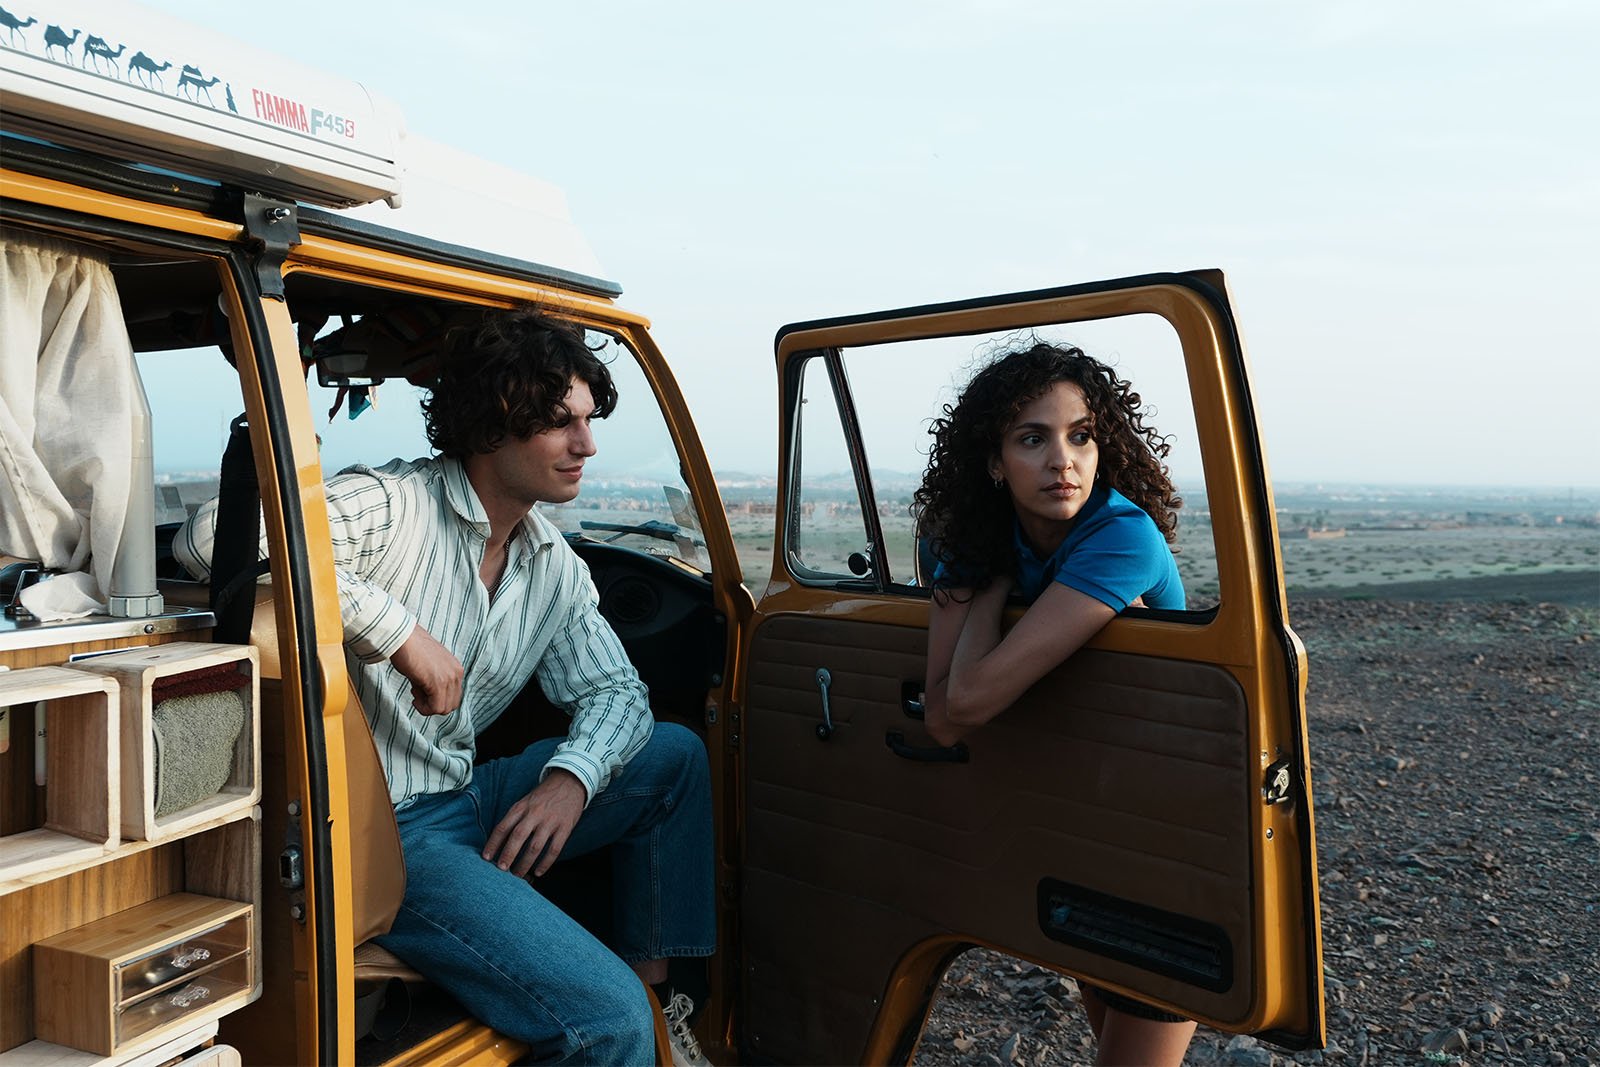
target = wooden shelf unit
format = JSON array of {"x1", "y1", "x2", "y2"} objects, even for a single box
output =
[
  {"x1": 0, "y1": 1014, "x2": 234, "y2": 1066},
  {"x1": 69, "y1": 645, "x2": 260, "y2": 843},
  {"x1": 33, "y1": 894, "x2": 254, "y2": 1057},
  {"x1": 1, "y1": 625, "x2": 263, "y2": 1061},
  {"x1": 0, "y1": 811, "x2": 261, "y2": 1056},
  {"x1": 0, "y1": 668, "x2": 120, "y2": 882}
]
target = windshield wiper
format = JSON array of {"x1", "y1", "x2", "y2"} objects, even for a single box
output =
[{"x1": 578, "y1": 519, "x2": 706, "y2": 547}]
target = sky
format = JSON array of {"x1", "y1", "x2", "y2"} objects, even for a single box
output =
[{"x1": 131, "y1": 0, "x2": 1600, "y2": 488}]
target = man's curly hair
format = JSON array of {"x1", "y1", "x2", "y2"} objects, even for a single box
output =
[
  {"x1": 914, "y1": 339, "x2": 1181, "y2": 590},
  {"x1": 422, "y1": 308, "x2": 617, "y2": 459}
]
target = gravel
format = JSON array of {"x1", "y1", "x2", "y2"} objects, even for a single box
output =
[{"x1": 913, "y1": 596, "x2": 1600, "y2": 1066}]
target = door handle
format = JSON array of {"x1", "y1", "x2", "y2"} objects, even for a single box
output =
[
  {"x1": 886, "y1": 731, "x2": 969, "y2": 763},
  {"x1": 814, "y1": 668, "x2": 835, "y2": 740},
  {"x1": 900, "y1": 681, "x2": 925, "y2": 720}
]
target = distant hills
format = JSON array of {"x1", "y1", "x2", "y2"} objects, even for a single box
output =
[{"x1": 156, "y1": 464, "x2": 1599, "y2": 520}]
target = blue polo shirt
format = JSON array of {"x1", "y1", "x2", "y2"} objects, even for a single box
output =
[
  {"x1": 1014, "y1": 485, "x2": 1184, "y2": 610},
  {"x1": 936, "y1": 485, "x2": 1185, "y2": 611}
]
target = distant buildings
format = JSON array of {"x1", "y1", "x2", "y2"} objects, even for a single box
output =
[
  {"x1": 1464, "y1": 511, "x2": 1599, "y2": 528},
  {"x1": 1283, "y1": 526, "x2": 1347, "y2": 540}
]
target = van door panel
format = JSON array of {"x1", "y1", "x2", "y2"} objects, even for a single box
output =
[
  {"x1": 741, "y1": 614, "x2": 1259, "y2": 1063},
  {"x1": 736, "y1": 273, "x2": 1321, "y2": 1063}
]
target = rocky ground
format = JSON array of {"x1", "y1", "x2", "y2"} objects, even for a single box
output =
[{"x1": 913, "y1": 594, "x2": 1600, "y2": 1066}]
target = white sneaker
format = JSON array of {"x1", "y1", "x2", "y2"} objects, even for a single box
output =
[{"x1": 662, "y1": 991, "x2": 711, "y2": 1067}]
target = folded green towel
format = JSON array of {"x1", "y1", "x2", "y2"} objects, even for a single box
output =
[{"x1": 152, "y1": 689, "x2": 246, "y2": 818}]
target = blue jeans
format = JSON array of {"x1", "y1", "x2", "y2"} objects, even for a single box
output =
[{"x1": 376, "y1": 724, "x2": 715, "y2": 1065}]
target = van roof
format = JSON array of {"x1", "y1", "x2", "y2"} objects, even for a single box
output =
[{"x1": 0, "y1": 0, "x2": 618, "y2": 295}]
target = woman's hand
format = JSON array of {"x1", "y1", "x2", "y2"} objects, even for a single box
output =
[{"x1": 925, "y1": 695, "x2": 968, "y2": 747}]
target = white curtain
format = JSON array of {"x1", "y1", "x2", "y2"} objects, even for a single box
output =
[{"x1": 0, "y1": 232, "x2": 137, "y2": 616}]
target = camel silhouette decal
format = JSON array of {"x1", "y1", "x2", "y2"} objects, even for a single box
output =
[
  {"x1": 177, "y1": 64, "x2": 220, "y2": 104},
  {"x1": 82, "y1": 35, "x2": 125, "y2": 75},
  {"x1": 7, "y1": 14, "x2": 239, "y2": 118},
  {"x1": 0, "y1": 6, "x2": 37, "y2": 49},
  {"x1": 128, "y1": 50, "x2": 171, "y2": 89},
  {"x1": 43, "y1": 24, "x2": 78, "y2": 63}
]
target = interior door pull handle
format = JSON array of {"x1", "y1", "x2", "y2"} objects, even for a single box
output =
[
  {"x1": 901, "y1": 681, "x2": 925, "y2": 720},
  {"x1": 814, "y1": 668, "x2": 835, "y2": 740},
  {"x1": 886, "y1": 731, "x2": 969, "y2": 763}
]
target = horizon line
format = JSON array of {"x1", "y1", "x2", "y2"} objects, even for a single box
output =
[{"x1": 153, "y1": 466, "x2": 1600, "y2": 495}]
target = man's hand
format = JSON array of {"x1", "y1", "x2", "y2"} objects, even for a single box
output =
[
  {"x1": 389, "y1": 624, "x2": 464, "y2": 716},
  {"x1": 482, "y1": 769, "x2": 587, "y2": 878}
]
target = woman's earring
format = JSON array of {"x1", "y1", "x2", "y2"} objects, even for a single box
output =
[{"x1": 993, "y1": 477, "x2": 1005, "y2": 489}]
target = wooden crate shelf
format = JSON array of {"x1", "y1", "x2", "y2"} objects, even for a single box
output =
[
  {"x1": 31, "y1": 894, "x2": 254, "y2": 1057},
  {"x1": 0, "y1": 668, "x2": 119, "y2": 883},
  {"x1": 0, "y1": 814, "x2": 261, "y2": 1056},
  {"x1": 69, "y1": 646, "x2": 259, "y2": 844}
]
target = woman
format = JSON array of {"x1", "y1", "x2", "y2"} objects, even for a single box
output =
[{"x1": 916, "y1": 339, "x2": 1194, "y2": 1066}]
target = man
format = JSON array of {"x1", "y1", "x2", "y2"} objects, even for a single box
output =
[{"x1": 178, "y1": 308, "x2": 714, "y2": 1065}]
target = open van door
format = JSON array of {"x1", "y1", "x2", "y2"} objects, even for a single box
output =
[{"x1": 733, "y1": 272, "x2": 1323, "y2": 1064}]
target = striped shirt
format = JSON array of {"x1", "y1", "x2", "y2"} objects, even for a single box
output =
[{"x1": 175, "y1": 455, "x2": 652, "y2": 808}]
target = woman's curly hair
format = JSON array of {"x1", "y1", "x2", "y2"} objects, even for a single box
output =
[
  {"x1": 914, "y1": 339, "x2": 1181, "y2": 590},
  {"x1": 422, "y1": 307, "x2": 617, "y2": 459}
]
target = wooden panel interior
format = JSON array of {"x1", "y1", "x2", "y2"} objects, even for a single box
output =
[
  {"x1": 72, "y1": 643, "x2": 259, "y2": 843},
  {"x1": 33, "y1": 893, "x2": 253, "y2": 1055},
  {"x1": 186, "y1": 815, "x2": 265, "y2": 1004},
  {"x1": 1, "y1": 630, "x2": 205, "y2": 835},
  {"x1": 1, "y1": 630, "x2": 262, "y2": 1056},
  {"x1": 1, "y1": 704, "x2": 37, "y2": 837},
  {"x1": 0, "y1": 813, "x2": 263, "y2": 1056},
  {"x1": 42, "y1": 689, "x2": 118, "y2": 844},
  {"x1": 212, "y1": 679, "x2": 296, "y2": 1067},
  {"x1": 1, "y1": 846, "x2": 185, "y2": 1051},
  {"x1": 740, "y1": 614, "x2": 1255, "y2": 1065},
  {"x1": 0, "y1": 670, "x2": 119, "y2": 882}
]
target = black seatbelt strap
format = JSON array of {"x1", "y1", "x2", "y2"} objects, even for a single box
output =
[{"x1": 211, "y1": 413, "x2": 264, "y2": 644}]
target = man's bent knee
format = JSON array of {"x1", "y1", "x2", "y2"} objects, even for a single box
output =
[{"x1": 644, "y1": 722, "x2": 709, "y2": 778}]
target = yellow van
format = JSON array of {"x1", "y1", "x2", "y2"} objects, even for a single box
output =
[{"x1": 1, "y1": 4, "x2": 1322, "y2": 1063}]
